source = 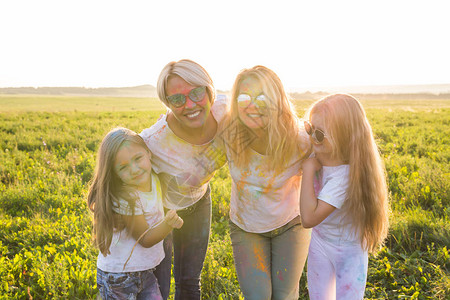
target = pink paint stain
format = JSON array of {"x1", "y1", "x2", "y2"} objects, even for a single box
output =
[{"x1": 277, "y1": 270, "x2": 284, "y2": 281}]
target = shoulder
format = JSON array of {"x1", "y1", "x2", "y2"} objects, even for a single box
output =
[
  {"x1": 113, "y1": 194, "x2": 143, "y2": 215},
  {"x1": 322, "y1": 165, "x2": 350, "y2": 187},
  {"x1": 140, "y1": 114, "x2": 169, "y2": 141},
  {"x1": 137, "y1": 173, "x2": 163, "y2": 212},
  {"x1": 326, "y1": 164, "x2": 349, "y2": 176},
  {"x1": 211, "y1": 94, "x2": 230, "y2": 124},
  {"x1": 152, "y1": 172, "x2": 162, "y2": 193},
  {"x1": 318, "y1": 165, "x2": 349, "y2": 208}
]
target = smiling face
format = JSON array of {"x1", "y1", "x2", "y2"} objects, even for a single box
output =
[
  {"x1": 237, "y1": 76, "x2": 270, "y2": 131},
  {"x1": 114, "y1": 141, "x2": 152, "y2": 192},
  {"x1": 166, "y1": 75, "x2": 211, "y2": 129}
]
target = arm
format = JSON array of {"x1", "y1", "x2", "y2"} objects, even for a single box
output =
[
  {"x1": 123, "y1": 209, "x2": 183, "y2": 248},
  {"x1": 300, "y1": 158, "x2": 336, "y2": 228}
]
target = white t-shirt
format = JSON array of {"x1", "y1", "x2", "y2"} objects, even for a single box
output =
[
  {"x1": 313, "y1": 164, "x2": 359, "y2": 244},
  {"x1": 140, "y1": 95, "x2": 228, "y2": 210},
  {"x1": 227, "y1": 130, "x2": 311, "y2": 233},
  {"x1": 97, "y1": 172, "x2": 165, "y2": 273}
]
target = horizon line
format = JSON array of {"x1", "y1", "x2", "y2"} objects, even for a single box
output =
[{"x1": 1, "y1": 82, "x2": 450, "y2": 89}]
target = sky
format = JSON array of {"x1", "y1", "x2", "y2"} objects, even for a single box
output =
[{"x1": 1, "y1": 0, "x2": 449, "y2": 92}]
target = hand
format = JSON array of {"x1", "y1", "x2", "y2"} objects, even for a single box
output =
[
  {"x1": 163, "y1": 209, "x2": 184, "y2": 229},
  {"x1": 301, "y1": 157, "x2": 322, "y2": 174}
]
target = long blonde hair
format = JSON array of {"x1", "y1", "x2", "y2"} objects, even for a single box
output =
[
  {"x1": 306, "y1": 94, "x2": 389, "y2": 252},
  {"x1": 87, "y1": 127, "x2": 149, "y2": 256},
  {"x1": 222, "y1": 65, "x2": 310, "y2": 172}
]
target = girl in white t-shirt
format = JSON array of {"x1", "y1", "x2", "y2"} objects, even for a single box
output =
[
  {"x1": 87, "y1": 127, "x2": 183, "y2": 299},
  {"x1": 300, "y1": 94, "x2": 389, "y2": 299}
]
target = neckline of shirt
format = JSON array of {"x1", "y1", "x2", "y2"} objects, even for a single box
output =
[{"x1": 162, "y1": 112, "x2": 219, "y2": 147}]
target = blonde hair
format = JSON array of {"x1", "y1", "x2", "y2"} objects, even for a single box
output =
[
  {"x1": 306, "y1": 94, "x2": 389, "y2": 252},
  {"x1": 156, "y1": 59, "x2": 216, "y2": 108},
  {"x1": 87, "y1": 127, "x2": 149, "y2": 256},
  {"x1": 223, "y1": 65, "x2": 310, "y2": 172}
]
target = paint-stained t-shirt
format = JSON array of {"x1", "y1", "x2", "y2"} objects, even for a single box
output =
[
  {"x1": 97, "y1": 172, "x2": 165, "y2": 272},
  {"x1": 140, "y1": 95, "x2": 228, "y2": 210},
  {"x1": 227, "y1": 130, "x2": 311, "y2": 233},
  {"x1": 313, "y1": 164, "x2": 359, "y2": 244}
]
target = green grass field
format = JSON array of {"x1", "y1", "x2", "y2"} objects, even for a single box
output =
[
  {"x1": 0, "y1": 95, "x2": 449, "y2": 299},
  {"x1": 0, "y1": 95, "x2": 165, "y2": 112}
]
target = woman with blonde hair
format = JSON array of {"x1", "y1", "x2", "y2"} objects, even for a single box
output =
[
  {"x1": 222, "y1": 65, "x2": 312, "y2": 299},
  {"x1": 300, "y1": 94, "x2": 389, "y2": 299},
  {"x1": 140, "y1": 59, "x2": 228, "y2": 299}
]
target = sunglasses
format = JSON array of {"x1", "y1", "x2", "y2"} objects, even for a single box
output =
[
  {"x1": 166, "y1": 86, "x2": 207, "y2": 108},
  {"x1": 237, "y1": 93, "x2": 268, "y2": 109},
  {"x1": 304, "y1": 120, "x2": 328, "y2": 144}
]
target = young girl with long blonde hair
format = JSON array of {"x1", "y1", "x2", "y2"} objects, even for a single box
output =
[
  {"x1": 222, "y1": 65, "x2": 312, "y2": 300},
  {"x1": 300, "y1": 94, "x2": 389, "y2": 299},
  {"x1": 87, "y1": 127, "x2": 183, "y2": 299}
]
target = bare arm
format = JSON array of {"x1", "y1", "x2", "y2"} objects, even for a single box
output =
[
  {"x1": 300, "y1": 158, "x2": 336, "y2": 228},
  {"x1": 123, "y1": 209, "x2": 183, "y2": 248}
]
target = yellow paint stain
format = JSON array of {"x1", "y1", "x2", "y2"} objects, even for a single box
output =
[
  {"x1": 262, "y1": 175, "x2": 276, "y2": 194},
  {"x1": 253, "y1": 246, "x2": 268, "y2": 273},
  {"x1": 236, "y1": 169, "x2": 251, "y2": 192}
]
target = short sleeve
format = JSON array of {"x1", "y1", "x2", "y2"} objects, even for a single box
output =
[
  {"x1": 317, "y1": 168, "x2": 349, "y2": 209},
  {"x1": 112, "y1": 198, "x2": 144, "y2": 216}
]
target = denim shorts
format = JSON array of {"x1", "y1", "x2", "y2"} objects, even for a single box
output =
[{"x1": 97, "y1": 268, "x2": 163, "y2": 300}]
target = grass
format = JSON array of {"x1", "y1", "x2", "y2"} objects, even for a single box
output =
[
  {"x1": 0, "y1": 95, "x2": 449, "y2": 299},
  {"x1": 0, "y1": 95, "x2": 165, "y2": 112}
]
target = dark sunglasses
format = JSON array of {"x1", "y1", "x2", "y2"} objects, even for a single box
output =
[
  {"x1": 166, "y1": 86, "x2": 207, "y2": 108},
  {"x1": 304, "y1": 120, "x2": 328, "y2": 144}
]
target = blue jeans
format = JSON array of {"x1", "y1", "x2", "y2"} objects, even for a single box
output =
[
  {"x1": 97, "y1": 268, "x2": 163, "y2": 300},
  {"x1": 155, "y1": 186, "x2": 211, "y2": 300},
  {"x1": 229, "y1": 216, "x2": 311, "y2": 300}
]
